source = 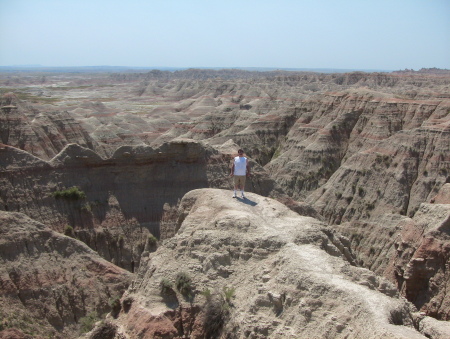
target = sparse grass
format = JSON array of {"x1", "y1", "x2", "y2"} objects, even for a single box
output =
[
  {"x1": 200, "y1": 288, "x2": 212, "y2": 300},
  {"x1": 0, "y1": 311, "x2": 40, "y2": 336},
  {"x1": 272, "y1": 148, "x2": 282, "y2": 160},
  {"x1": 79, "y1": 311, "x2": 99, "y2": 333}
]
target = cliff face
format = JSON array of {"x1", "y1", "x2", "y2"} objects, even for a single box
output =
[
  {"x1": 0, "y1": 210, "x2": 132, "y2": 338},
  {"x1": 0, "y1": 139, "x2": 290, "y2": 273}
]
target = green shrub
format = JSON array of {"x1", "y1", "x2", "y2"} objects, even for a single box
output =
[
  {"x1": 52, "y1": 187, "x2": 86, "y2": 200},
  {"x1": 81, "y1": 202, "x2": 92, "y2": 212},
  {"x1": 160, "y1": 278, "x2": 173, "y2": 295},
  {"x1": 147, "y1": 234, "x2": 158, "y2": 246},
  {"x1": 223, "y1": 286, "x2": 235, "y2": 304},
  {"x1": 64, "y1": 225, "x2": 74, "y2": 237},
  {"x1": 175, "y1": 272, "x2": 193, "y2": 297}
]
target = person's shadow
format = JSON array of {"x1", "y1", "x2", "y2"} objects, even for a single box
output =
[{"x1": 236, "y1": 196, "x2": 258, "y2": 206}]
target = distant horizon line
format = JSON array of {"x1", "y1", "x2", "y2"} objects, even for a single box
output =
[
  {"x1": 1, "y1": 65, "x2": 448, "y2": 74},
  {"x1": 0, "y1": 65, "x2": 399, "y2": 73}
]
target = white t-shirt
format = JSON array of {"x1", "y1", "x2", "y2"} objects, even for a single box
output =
[{"x1": 234, "y1": 156, "x2": 247, "y2": 175}]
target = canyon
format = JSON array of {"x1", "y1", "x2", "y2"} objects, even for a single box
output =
[{"x1": 0, "y1": 68, "x2": 449, "y2": 338}]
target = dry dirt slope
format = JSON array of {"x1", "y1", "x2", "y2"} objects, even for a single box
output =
[{"x1": 0, "y1": 210, "x2": 132, "y2": 338}]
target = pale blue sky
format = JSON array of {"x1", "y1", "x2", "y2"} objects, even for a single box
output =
[{"x1": 0, "y1": 0, "x2": 449, "y2": 70}]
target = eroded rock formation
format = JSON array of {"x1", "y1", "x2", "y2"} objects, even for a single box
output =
[
  {"x1": 111, "y1": 189, "x2": 449, "y2": 338},
  {"x1": 1, "y1": 69, "x2": 449, "y2": 336},
  {"x1": 0, "y1": 211, "x2": 132, "y2": 338}
]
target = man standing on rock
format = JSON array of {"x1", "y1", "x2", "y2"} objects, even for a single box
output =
[{"x1": 230, "y1": 149, "x2": 251, "y2": 198}]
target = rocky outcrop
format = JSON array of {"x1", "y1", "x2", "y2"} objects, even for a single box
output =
[
  {"x1": 0, "y1": 140, "x2": 292, "y2": 272},
  {"x1": 112, "y1": 189, "x2": 449, "y2": 338},
  {"x1": 0, "y1": 210, "x2": 132, "y2": 338}
]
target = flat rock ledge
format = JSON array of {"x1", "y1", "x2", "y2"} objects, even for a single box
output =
[{"x1": 113, "y1": 189, "x2": 450, "y2": 339}]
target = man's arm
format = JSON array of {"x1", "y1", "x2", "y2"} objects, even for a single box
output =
[{"x1": 230, "y1": 162, "x2": 235, "y2": 176}]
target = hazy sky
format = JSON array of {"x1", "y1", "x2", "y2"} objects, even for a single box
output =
[{"x1": 0, "y1": 0, "x2": 449, "y2": 70}]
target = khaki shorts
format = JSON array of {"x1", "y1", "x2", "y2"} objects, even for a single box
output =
[{"x1": 234, "y1": 175, "x2": 246, "y2": 187}]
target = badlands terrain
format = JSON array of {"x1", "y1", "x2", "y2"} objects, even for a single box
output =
[{"x1": 0, "y1": 68, "x2": 449, "y2": 338}]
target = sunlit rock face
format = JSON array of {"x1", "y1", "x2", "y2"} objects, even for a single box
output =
[{"x1": 114, "y1": 189, "x2": 449, "y2": 339}]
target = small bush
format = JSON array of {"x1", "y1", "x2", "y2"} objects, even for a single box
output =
[
  {"x1": 81, "y1": 202, "x2": 92, "y2": 212},
  {"x1": 358, "y1": 187, "x2": 365, "y2": 197},
  {"x1": 52, "y1": 187, "x2": 86, "y2": 200},
  {"x1": 223, "y1": 286, "x2": 235, "y2": 304},
  {"x1": 160, "y1": 278, "x2": 173, "y2": 295},
  {"x1": 64, "y1": 225, "x2": 74, "y2": 237},
  {"x1": 175, "y1": 272, "x2": 193, "y2": 297},
  {"x1": 147, "y1": 234, "x2": 157, "y2": 246},
  {"x1": 108, "y1": 297, "x2": 121, "y2": 318},
  {"x1": 122, "y1": 296, "x2": 133, "y2": 313},
  {"x1": 203, "y1": 295, "x2": 229, "y2": 339}
]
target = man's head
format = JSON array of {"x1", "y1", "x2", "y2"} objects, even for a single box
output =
[{"x1": 238, "y1": 149, "x2": 244, "y2": 156}]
